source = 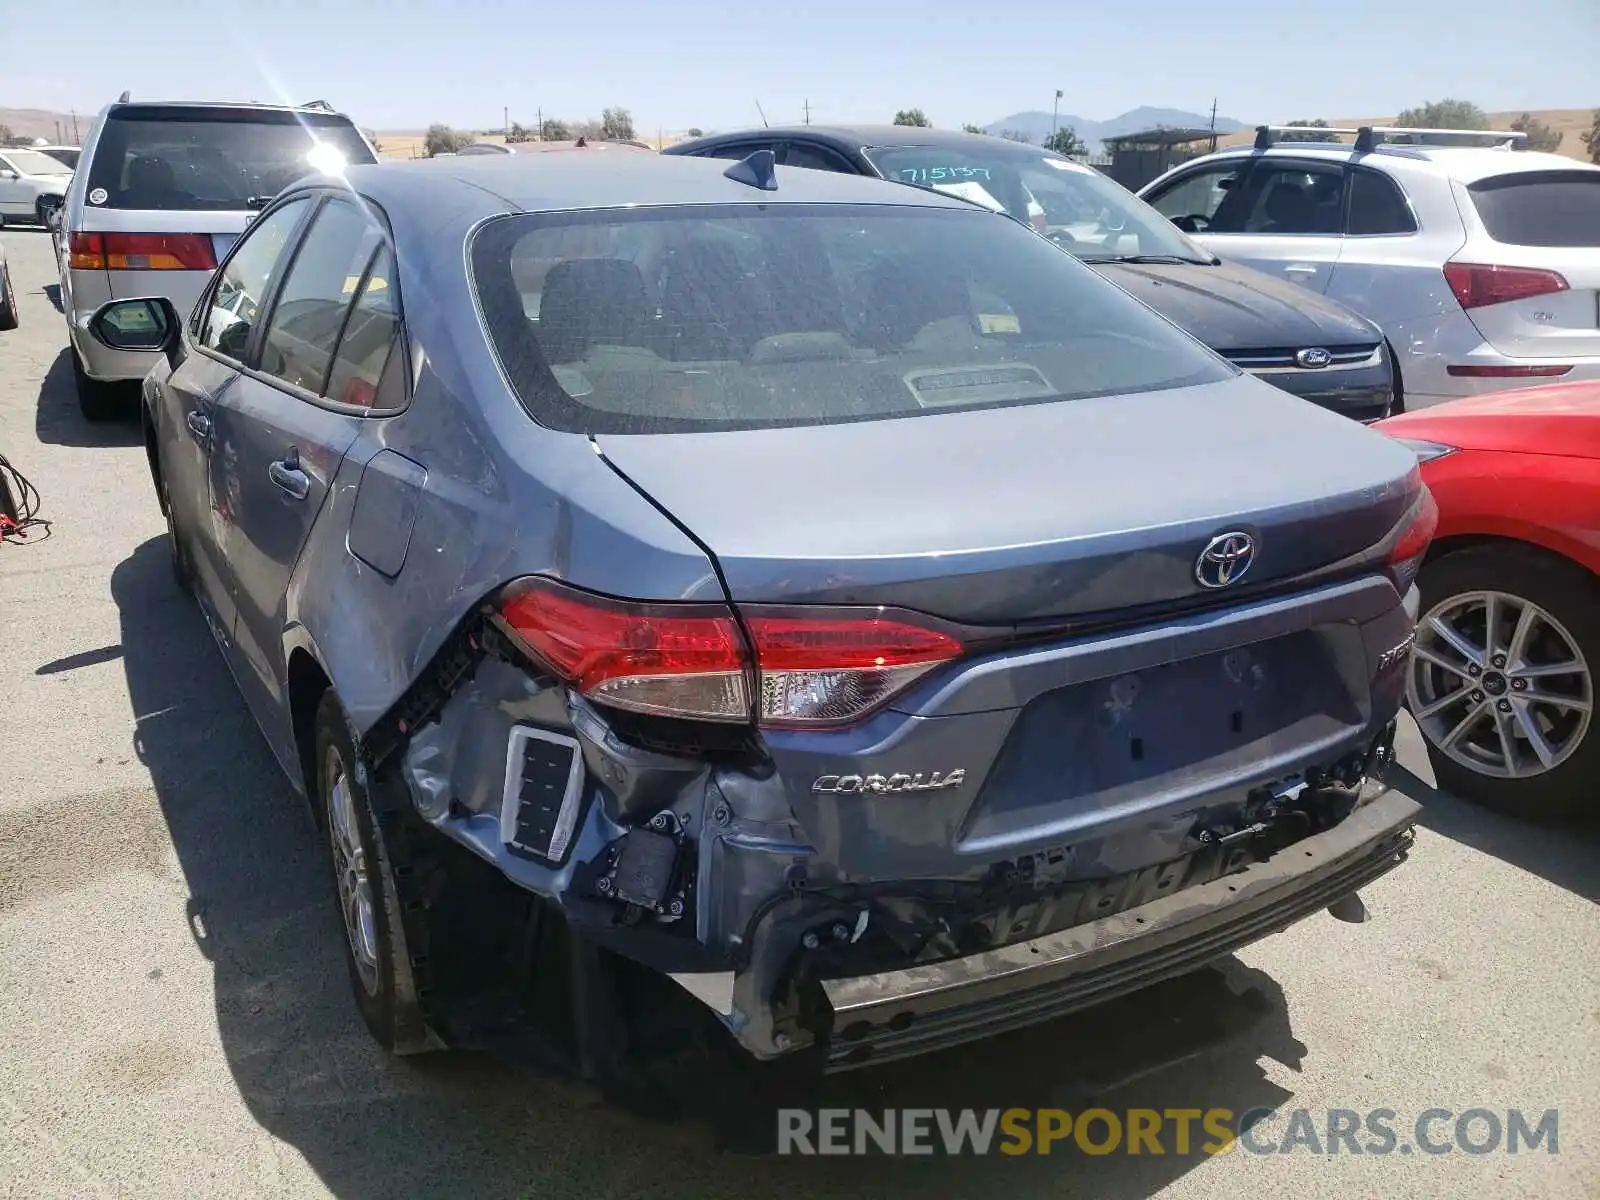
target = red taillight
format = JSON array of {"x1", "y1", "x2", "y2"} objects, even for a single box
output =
[
  {"x1": 1389, "y1": 488, "x2": 1439, "y2": 566},
  {"x1": 496, "y1": 580, "x2": 964, "y2": 727},
  {"x1": 68, "y1": 231, "x2": 105, "y2": 270},
  {"x1": 1446, "y1": 363, "x2": 1572, "y2": 378},
  {"x1": 71, "y1": 232, "x2": 217, "y2": 271},
  {"x1": 1443, "y1": 262, "x2": 1568, "y2": 310}
]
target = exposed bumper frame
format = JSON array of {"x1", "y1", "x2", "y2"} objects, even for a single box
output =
[{"x1": 818, "y1": 787, "x2": 1420, "y2": 1070}]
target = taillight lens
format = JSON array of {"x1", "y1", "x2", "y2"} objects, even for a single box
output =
[
  {"x1": 496, "y1": 580, "x2": 964, "y2": 728},
  {"x1": 68, "y1": 232, "x2": 216, "y2": 271},
  {"x1": 1443, "y1": 262, "x2": 1568, "y2": 310},
  {"x1": 1446, "y1": 363, "x2": 1571, "y2": 378},
  {"x1": 1389, "y1": 487, "x2": 1439, "y2": 567}
]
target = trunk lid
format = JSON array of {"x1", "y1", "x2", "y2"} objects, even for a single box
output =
[
  {"x1": 1452, "y1": 169, "x2": 1600, "y2": 360},
  {"x1": 596, "y1": 374, "x2": 1420, "y2": 625}
]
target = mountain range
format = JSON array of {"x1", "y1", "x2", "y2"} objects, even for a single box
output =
[{"x1": 983, "y1": 106, "x2": 1248, "y2": 150}]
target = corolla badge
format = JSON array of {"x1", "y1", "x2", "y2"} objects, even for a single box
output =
[
  {"x1": 812, "y1": 770, "x2": 967, "y2": 794},
  {"x1": 1195, "y1": 531, "x2": 1256, "y2": 589},
  {"x1": 1294, "y1": 347, "x2": 1333, "y2": 369}
]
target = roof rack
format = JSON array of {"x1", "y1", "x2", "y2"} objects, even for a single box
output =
[
  {"x1": 300, "y1": 99, "x2": 336, "y2": 112},
  {"x1": 1253, "y1": 123, "x2": 1528, "y2": 153},
  {"x1": 117, "y1": 90, "x2": 131, "y2": 103}
]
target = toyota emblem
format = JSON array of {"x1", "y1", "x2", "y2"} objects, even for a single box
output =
[
  {"x1": 1294, "y1": 347, "x2": 1333, "y2": 369},
  {"x1": 1195, "y1": 532, "x2": 1257, "y2": 589}
]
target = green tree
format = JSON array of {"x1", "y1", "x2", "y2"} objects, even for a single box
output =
[
  {"x1": 361, "y1": 128, "x2": 383, "y2": 153},
  {"x1": 1278, "y1": 118, "x2": 1339, "y2": 143},
  {"x1": 1509, "y1": 112, "x2": 1563, "y2": 153},
  {"x1": 600, "y1": 107, "x2": 636, "y2": 141},
  {"x1": 687, "y1": 127, "x2": 704, "y2": 138},
  {"x1": 893, "y1": 108, "x2": 931, "y2": 127},
  {"x1": 999, "y1": 129, "x2": 1031, "y2": 143},
  {"x1": 1396, "y1": 99, "x2": 1488, "y2": 130},
  {"x1": 0, "y1": 124, "x2": 12, "y2": 145},
  {"x1": 961, "y1": 123, "x2": 988, "y2": 135},
  {"x1": 1583, "y1": 110, "x2": 1600, "y2": 165},
  {"x1": 507, "y1": 121, "x2": 530, "y2": 144},
  {"x1": 424, "y1": 124, "x2": 471, "y2": 157},
  {"x1": 1043, "y1": 126, "x2": 1087, "y2": 156},
  {"x1": 540, "y1": 118, "x2": 573, "y2": 142}
]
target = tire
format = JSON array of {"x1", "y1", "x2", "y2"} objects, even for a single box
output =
[
  {"x1": 72, "y1": 350, "x2": 129, "y2": 422},
  {"x1": 0, "y1": 266, "x2": 16, "y2": 332},
  {"x1": 314, "y1": 692, "x2": 436, "y2": 1053},
  {"x1": 1409, "y1": 544, "x2": 1598, "y2": 819},
  {"x1": 157, "y1": 465, "x2": 193, "y2": 593}
]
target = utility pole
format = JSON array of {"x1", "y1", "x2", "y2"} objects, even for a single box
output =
[
  {"x1": 70, "y1": 109, "x2": 80, "y2": 142},
  {"x1": 803, "y1": 98, "x2": 811, "y2": 126},
  {"x1": 537, "y1": 107, "x2": 543, "y2": 141},
  {"x1": 1051, "y1": 89, "x2": 1063, "y2": 141},
  {"x1": 504, "y1": 105, "x2": 509, "y2": 136},
  {"x1": 1208, "y1": 96, "x2": 1218, "y2": 151}
]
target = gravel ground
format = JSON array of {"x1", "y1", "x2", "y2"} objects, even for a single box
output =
[{"x1": 1, "y1": 226, "x2": 1595, "y2": 1199}]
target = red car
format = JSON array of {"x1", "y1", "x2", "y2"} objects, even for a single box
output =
[{"x1": 1378, "y1": 384, "x2": 1599, "y2": 818}]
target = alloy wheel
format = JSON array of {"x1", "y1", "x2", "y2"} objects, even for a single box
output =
[
  {"x1": 325, "y1": 747, "x2": 380, "y2": 995},
  {"x1": 1408, "y1": 589, "x2": 1592, "y2": 780}
]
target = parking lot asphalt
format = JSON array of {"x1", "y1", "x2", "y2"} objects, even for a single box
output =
[{"x1": 0, "y1": 226, "x2": 1596, "y2": 1199}]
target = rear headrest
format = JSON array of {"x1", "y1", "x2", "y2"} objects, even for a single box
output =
[
  {"x1": 536, "y1": 257, "x2": 650, "y2": 363},
  {"x1": 126, "y1": 155, "x2": 175, "y2": 193}
]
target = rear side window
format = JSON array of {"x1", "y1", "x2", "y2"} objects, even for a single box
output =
[
  {"x1": 258, "y1": 199, "x2": 387, "y2": 396},
  {"x1": 1467, "y1": 171, "x2": 1600, "y2": 247},
  {"x1": 85, "y1": 107, "x2": 376, "y2": 212},
  {"x1": 325, "y1": 246, "x2": 401, "y2": 409},
  {"x1": 471, "y1": 203, "x2": 1231, "y2": 435},
  {"x1": 1347, "y1": 169, "x2": 1417, "y2": 235}
]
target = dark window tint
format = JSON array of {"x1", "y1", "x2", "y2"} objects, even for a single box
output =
[
  {"x1": 1468, "y1": 171, "x2": 1600, "y2": 247},
  {"x1": 1346, "y1": 169, "x2": 1416, "y2": 235},
  {"x1": 699, "y1": 142, "x2": 774, "y2": 161},
  {"x1": 325, "y1": 246, "x2": 401, "y2": 409},
  {"x1": 258, "y1": 199, "x2": 385, "y2": 395},
  {"x1": 783, "y1": 142, "x2": 853, "y2": 172},
  {"x1": 198, "y1": 198, "x2": 309, "y2": 360},
  {"x1": 85, "y1": 107, "x2": 376, "y2": 212},
  {"x1": 1212, "y1": 163, "x2": 1344, "y2": 235},
  {"x1": 471, "y1": 204, "x2": 1231, "y2": 435}
]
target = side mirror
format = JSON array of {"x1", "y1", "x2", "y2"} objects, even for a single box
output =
[
  {"x1": 0, "y1": 170, "x2": 17, "y2": 181},
  {"x1": 88, "y1": 297, "x2": 182, "y2": 358}
]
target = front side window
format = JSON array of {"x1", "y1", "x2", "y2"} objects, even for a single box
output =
[
  {"x1": 1214, "y1": 163, "x2": 1345, "y2": 235},
  {"x1": 1144, "y1": 165, "x2": 1242, "y2": 233},
  {"x1": 198, "y1": 197, "x2": 310, "y2": 359},
  {"x1": 783, "y1": 143, "x2": 853, "y2": 173},
  {"x1": 257, "y1": 199, "x2": 386, "y2": 395},
  {"x1": 471, "y1": 204, "x2": 1231, "y2": 435},
  {"x1": 863, "y1": 145, "x2": 1209, "y2": 262},
  {"x1": 84, "y1": 107, "x2": 376, "y2": 212}
]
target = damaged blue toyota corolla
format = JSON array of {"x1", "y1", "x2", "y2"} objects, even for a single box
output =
[{"x1": 89, "y1": 149, "x2": 1432, "y2": 1089}]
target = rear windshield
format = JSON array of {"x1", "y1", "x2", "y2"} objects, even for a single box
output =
[
  {"x1": 1468, "y1": 171, "x2": 1600, "y2": 247},
  {"x1": 4, "y1": 148, "x2": 73, "y2": 176},
  {"x1": 471, "y1": 204, "x2": 1231, "y2": 434},
  {"x1": 85, "y1": 107, "x2": 376, "y2": 212}
]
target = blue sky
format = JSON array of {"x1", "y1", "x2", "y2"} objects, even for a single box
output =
[{"x1": 5, "y1": 0, "x2": 1595, "y2": 133}]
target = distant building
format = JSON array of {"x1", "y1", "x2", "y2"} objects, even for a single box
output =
[{"x1": 1100, "y1": 128, "x2": 1219, "y2": 191}]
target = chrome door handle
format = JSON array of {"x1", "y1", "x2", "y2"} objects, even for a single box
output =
[
  {"x1": 267, "y1": 456, "x2": 310, "y2": 501},
  {"x1": 1283, "y1": 264, "x2": 1319, "y2": 276},
  {"x1": 185, "y1": 410, "x2": 211, "y2": 441}
]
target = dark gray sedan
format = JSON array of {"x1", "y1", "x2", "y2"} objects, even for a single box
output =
[
  {"x1": 668, "y1": 126, "x2": 1400, "y2": 421},
  {"x1": 87, "y1": 151, "x2": 1429, "y2": 1089}
]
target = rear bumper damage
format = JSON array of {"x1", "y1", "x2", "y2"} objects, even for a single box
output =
[{"x1": 814, "y1": 785, "x2": 1417, "y2": 1070}]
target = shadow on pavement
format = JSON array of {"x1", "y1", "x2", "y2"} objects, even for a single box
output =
[
  {"x1": 1395, "y1": 765, "x2": 1599, "y2": 902},
  {"x1": 43, "y1": 282, "x2": 63, "y2": 313},
  {"x1": 115, "y1": 534, "x2": 1308, "y2": 1199},
  {"x1": 35, "y1": 347, "x2": 142, "y2": 448}
]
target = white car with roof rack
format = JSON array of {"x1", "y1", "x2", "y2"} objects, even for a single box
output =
[{"x1": 1139, "y1": 124, "x2": 1600, "y2": 409}]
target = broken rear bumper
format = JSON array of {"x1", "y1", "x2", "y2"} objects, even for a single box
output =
[{"x1": 813, "y1": 786, "x2": 1419, "y2": 1071}]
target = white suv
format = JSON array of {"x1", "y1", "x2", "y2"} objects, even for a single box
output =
[{"x1": 1140, "y1": 127, "x2": 1600, "y2": 409}]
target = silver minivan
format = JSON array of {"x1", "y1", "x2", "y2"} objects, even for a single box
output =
[{"x1": 58, "y1": 99, "x2": 377, "y2": 419}]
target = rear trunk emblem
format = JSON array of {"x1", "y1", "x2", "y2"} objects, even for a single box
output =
[{"x1": 1196, "y1": 532, "x2": 1256, "y2": 589}]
